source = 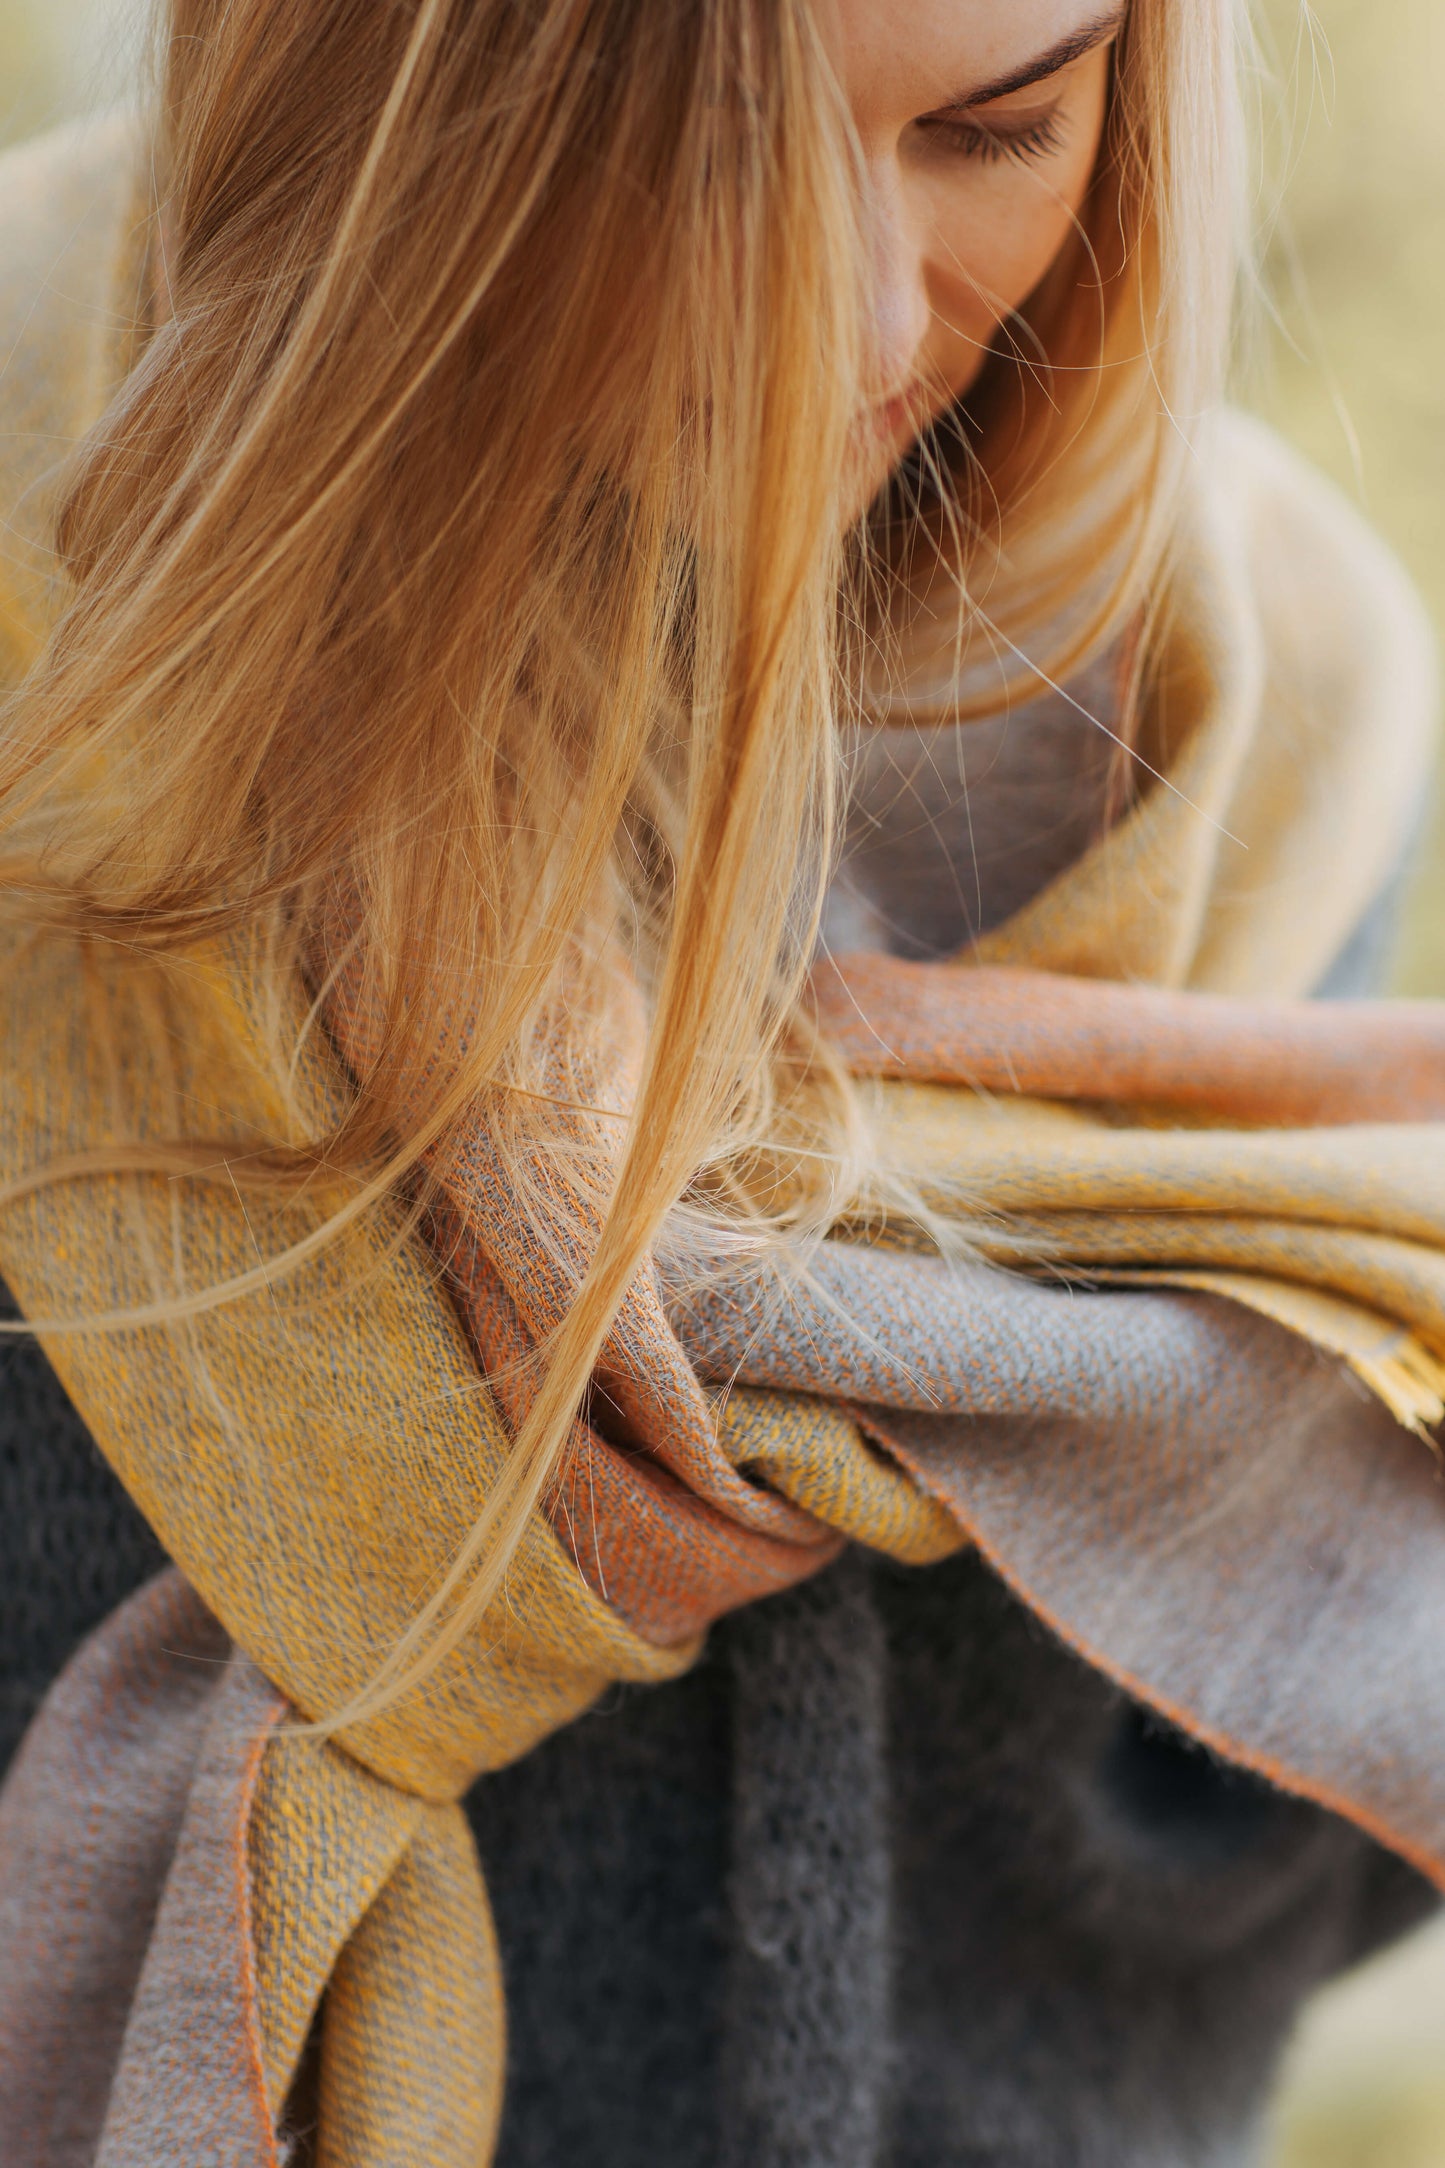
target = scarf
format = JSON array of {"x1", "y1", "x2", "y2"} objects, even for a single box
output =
[{"x1": 0, "y1": 116, "x2": 1442, "y2": 2168}]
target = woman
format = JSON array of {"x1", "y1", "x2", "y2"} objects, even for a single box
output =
[{"x1": 0, "y1": 1, "x2": 1441, "y2": 2163}]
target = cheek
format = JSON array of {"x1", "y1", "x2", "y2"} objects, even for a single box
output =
[
  {"x1": 924, "y1": 169, "x2": 1086, "y2": 391},
  {"x1": 918, "y1": 91, "x2": 1105, "y2": 403}
]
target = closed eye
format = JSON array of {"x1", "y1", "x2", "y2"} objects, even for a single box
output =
[{"x1": 919, "y1": 107, "x2": 1069, "y2": 169}]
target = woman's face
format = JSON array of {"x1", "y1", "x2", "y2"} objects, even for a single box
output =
[{"x1": 830, "y1": 0, "x2": 1122, "y2": 485}]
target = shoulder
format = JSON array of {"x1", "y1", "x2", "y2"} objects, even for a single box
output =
[
  {"x1": 1210, "y1": 407, "x2": 1437, "y2": 745},
  {"x1": 1185, "y1": 411, "x2": 1439, "y2": 995},
  {"x1": 0, "y1": 113, "x2": 149, "y2": 675}
]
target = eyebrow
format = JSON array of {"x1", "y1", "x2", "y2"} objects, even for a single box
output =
[{"x1": 937, "y1": 8, "x2": 1127, "y2": 112}]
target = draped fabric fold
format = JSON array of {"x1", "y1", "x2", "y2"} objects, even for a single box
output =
[{"x1": 1, "y1": 116, "x2": 1444, "y2": 2168}]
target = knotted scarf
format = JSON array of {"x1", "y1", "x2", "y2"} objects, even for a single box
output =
[{"x1": 1, "y1": 116, "x2": 1444, "y2": 2168}]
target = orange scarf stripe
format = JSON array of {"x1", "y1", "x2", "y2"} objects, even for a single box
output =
[{"x1": 814, "y1": 956, "x2": 1445, "y2": 1126}]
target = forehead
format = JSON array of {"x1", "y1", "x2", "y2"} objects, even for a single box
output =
[{"x1": 826, "y1": 0, "x2": 1106, "y2": 113}]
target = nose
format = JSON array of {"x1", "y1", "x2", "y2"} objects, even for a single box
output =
[{"x1": 861, "y1": 157, "x2": 932, "y2": 404}]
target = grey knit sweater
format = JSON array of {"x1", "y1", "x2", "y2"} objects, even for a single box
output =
[{"x1": 0, "y1": 677, "x2": 1435, "y2": 2167}]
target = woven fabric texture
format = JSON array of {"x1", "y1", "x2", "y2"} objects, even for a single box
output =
[{"x1": 0, "y1": 117, "x2": 1441, "y2": 2168}]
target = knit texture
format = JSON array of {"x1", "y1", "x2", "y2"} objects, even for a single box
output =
[
  {"x1": 720, "y1": 1552, "x2": 890, "y2": 2168},
  {"x1": 1, "y1": 1385, "x2": 1435, "y2": 2167},
  {"x1": 0, "y1": 116, "x2": 1442, "y2": 2168},
  {"x1": 0, "y1": 1288, "x2": 165, "y2": 1775}
]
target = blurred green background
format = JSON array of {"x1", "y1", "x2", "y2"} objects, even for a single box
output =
[
  {"x1": 1251, "y1": 0, "x2": 1445, "y2": 1002},
  {"x1": 1248, "y1": 13, "x2": 1445, "y2": 2157},
  {"x1": 3, "y1": 1, "x2": 1445, "y2": 2162}
]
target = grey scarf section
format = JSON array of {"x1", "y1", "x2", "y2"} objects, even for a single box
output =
[{"x1": 710, "y1": 658, "x2": 1430, "y2": 2168}]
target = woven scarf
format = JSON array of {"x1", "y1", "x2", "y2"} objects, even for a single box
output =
[{"x1": 1, "y1": 117, "x2": 1444, "y2": 2168}]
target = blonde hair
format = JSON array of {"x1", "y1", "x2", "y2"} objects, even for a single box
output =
[{"x1": 0, "y1": 0, "x2": 1246, "y2": 1709}]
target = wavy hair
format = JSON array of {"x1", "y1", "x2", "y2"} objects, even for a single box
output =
[{"x1": 0, "y1": 0, "x2": 1247, "y2": 1702}]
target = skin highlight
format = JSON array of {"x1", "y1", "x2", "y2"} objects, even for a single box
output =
[{"x1": 831, "y1": 0, "x2": 1123, "y2": 492}]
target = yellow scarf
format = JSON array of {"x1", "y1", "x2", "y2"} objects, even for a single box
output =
[{"x1": 0, "y1": 117, "x2": 1438, "y2": 2166}]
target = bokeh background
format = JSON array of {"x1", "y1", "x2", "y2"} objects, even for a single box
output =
[{"x1": 3, "y1": 1, "x2": 1445, "y2": 2162}]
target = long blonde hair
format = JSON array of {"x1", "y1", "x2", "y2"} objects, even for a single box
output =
[{"x1": 0, "y1": 0, "x2": 1245, "y2": 1705}]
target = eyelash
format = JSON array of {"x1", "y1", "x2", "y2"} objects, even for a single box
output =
[{"x1": 926, "y1": 108, "x2": 1067, "y2": 168}]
